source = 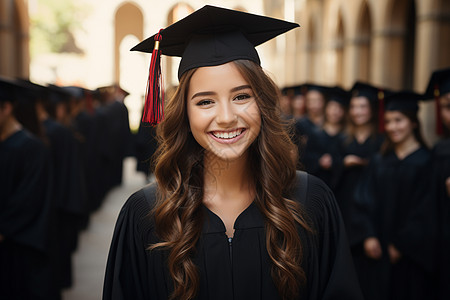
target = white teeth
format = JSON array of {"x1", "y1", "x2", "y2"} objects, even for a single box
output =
[{"x1": 213, "y1": 129, "x2": 243, "y2": 139}]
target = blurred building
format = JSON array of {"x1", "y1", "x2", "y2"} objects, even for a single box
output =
[{"x1": 1, "y1": 0, "x2": 449, "y2": 141}]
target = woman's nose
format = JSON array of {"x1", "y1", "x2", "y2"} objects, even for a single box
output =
[{"x1": 216, "y1": 101, "x2": 237, "y2": 125}]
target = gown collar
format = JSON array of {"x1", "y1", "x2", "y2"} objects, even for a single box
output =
[{"x1": 202, "y1": 201, "x2": 265, "y2": 234}]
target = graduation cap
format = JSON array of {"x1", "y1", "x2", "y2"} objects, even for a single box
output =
[
  {"x1": 304, "y1": 83, "x2": 329, "y2": 95},
  {"x1": 384, "y1": 91, "x2": 424, "y2": 113},
  {"x1": 351, "y1": 81, "x2": 390, "y2": 132},
  {"x1": 47, "y1": 84, "x2": 72, "y2": 104},
  {"x1": 0, "y1": 76, "x2": 18, "y2": 103},
  {"x1": 131, "y1": 5, "x2": 299, "y2": 125},
  {"x1": 16, "y1": 78, "x2": 49, "y2": 102},
  {"x1": 281, "y1": 84, "x2": 308, "y2": 97},
  {"x1": 327, "y1": 86, "x2": 350, "y2": 107},
  {"x1": 62, "y1": 86, "x2": 85, "y2": 100},
  {"x1": 425, "y1": 68, "x2": 450, "y2": 135}
]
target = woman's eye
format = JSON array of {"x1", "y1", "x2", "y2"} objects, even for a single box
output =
[
  {"x1": 196, "y1": 99, "x2": 213, "y2": 106},
  {"x1": 234, "y1": 94, "x2": 251, "y2": 101}
]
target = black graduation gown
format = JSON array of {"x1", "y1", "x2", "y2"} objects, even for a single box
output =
[
  {"x1": 0, "y1": 129, "x2": 60, "y2": 300},
  {"x1": 103, "y1": 172, "x2": 363, "y2": 300},
  {"x1": 294, "y1": 117, "x2": 322, "y2": 171},
  {"x1": 431, "y1": 139, "x2": 450, "y2": 300},
  {"x1": 43, "y1": 118, "x2": 88, "y2": 288},
  {"x1": 307, "y1": 129, "x2": 344, "y2": 191},
  {"x1": 75, "y1": 109, "x2": 105, "y2": 211},
  {"x1": 334, "y1": 134, "x2": 384, "y2": 245},
  {"x1": 102, "y1": 101, "x2": 132, "y2": 188},
  {"x1": 353, "y1": 148, "x2": 435, "y2": 300}
]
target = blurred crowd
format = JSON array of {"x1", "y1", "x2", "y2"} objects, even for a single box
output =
[
  {"x1": 281, "y1": 68, "x2": 450, "y2": 300},
  {"x1": 0, "y1": 79, "x2": 136, "y2": 299},
  {"x1": 0, "y1": 66, "x2": 449, "y2": 300}
]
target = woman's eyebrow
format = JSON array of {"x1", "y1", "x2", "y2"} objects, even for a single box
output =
[
  {"x1": 230, "y1": 85, "x2": 252, "y2": 93},
  {"x1": 191, "y1": 91, "x2": 216, "y2": 100},
  {"x1": 190, "y1": 85, "x2": 252, "y2": 100}
]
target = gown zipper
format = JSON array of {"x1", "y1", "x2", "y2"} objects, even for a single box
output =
[{"x1": 228, "y1": 236, "x2": 233, "y2": 262}]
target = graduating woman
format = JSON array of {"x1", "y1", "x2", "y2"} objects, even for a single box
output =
[
  {"x1": 308, "y1": 86, "x2": 349, "y2": 190},
  {"x1": 426, "y1": 68, "x2": 450, "y2": 300},
  {"x1": 103, "y1": 6, "x2": 362, "y2": 300},
  {"x1": 294, "y1": 84, "x2": 328, "y2": 171},
  {"x1": 334, "y1": 82, "x2": 385, "y2": 244},
  {"x1": 354, "y1": 91, "x2": 435, "y2": 300}
]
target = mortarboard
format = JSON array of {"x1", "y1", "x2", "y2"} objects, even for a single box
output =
[
  {"x1": 351, "y1": 82, "x2": 386, "y2": 103},
  {"x1": 63, "y1": 86, "x2": 85, "y2": 100},
  {"x1": 0, "y1": 76, "x2": 18, "y2": 103},
  {"x1": 425, "y1": 68, "x2": 450, "y2": 135},
  {"x1": 304, "y1": 83, "x2": 329, "y2": 96},
  {"x1": 131, "y1": 5, "x2": 299, "y2": 125},
  {"x1": 328, "y1": 86, "x2": 350, "y2": 107},
  {"x1": 384, "y1": 91, "x2": 424, "y2": 113},
  {"x1": 426, "y1": 68, "x2": 450, "y2": 97},
  {"x1": 16, "y1": 78, "x2": 49, "y2": 102},
  {"x1": 47, "y1": 84, "x2": 72, "y2": 105}
]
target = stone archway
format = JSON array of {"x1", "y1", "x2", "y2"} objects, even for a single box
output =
[
  {"x1": 114, "y1": 2, "x2": 144, "y2": 83},
  {"x1": 355, "y1": 1, "x2": 372, "y2": 82}
]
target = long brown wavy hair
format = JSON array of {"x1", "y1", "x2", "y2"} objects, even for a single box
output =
[{"x1": 151, "y1": 60, "x2": 311, "y2": 300}]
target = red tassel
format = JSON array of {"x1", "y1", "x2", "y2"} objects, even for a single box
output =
[
  {"x1": 85, "y1": 89, "x2": 94, "y2": 115},
  {"x1": 434, "y1": 85, "x2": 443, "y2": 135},
  {"x1": 142, "y1": 29, "x2": 164, "y2": 125},
  {"x1": 378, "y1": 89, "x2": 385, "y2": 133}
]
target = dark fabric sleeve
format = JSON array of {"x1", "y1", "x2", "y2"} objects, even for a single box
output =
[
  {"x1": 0, "y1": 138, "x2": 53, "y2": 253},
  {"x1": 102, "y1": 190, "x2": 154, "y2": 300},
  {"x1": 302, "y1": 175, "x2": 364, "y2": 300},
  {"x1": 391, "y1": 162, "x2": 437, "y2": 272},
  {"x1": 351, "y1": 156, "x2": 378, "y2": 244}
]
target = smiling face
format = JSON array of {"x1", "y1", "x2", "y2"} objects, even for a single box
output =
[
  {"x1": 349, "y1": 96, "x2": 372, "y2": 126},
  {"x1": 384, "y1": 110, "x2": 415, "y2": 144},
  {"x1": 186, "y1": 62, "x2": 261, "y2": 163},
  {"x1": 325, "y1": 100, "x2": 345, "y2": 125},
  {"x1": 305, "y1": 90, "x2": 325, "y2": 117}
]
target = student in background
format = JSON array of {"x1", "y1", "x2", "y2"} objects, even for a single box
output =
[
  {"x1": 354, "y1": 91, "x2": 435, "y2": 300},
  {"x1": 334, "y1": 82, "x2": 386, "y2": 244},
  {"x1": 0, "y1": 77, "x2": 60, "y2": 300},
  {"x1": 314, "y1": 86, "x2": 349, "y2": 190},
  {"x1": 426, "y1": 68, "x2": 450, "y2": 300}
]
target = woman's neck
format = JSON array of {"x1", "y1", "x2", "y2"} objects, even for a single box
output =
[
  {"x1": 354, "y1": 124, "x2": 373, "y2": 143},
  {"x1": 323, "y1": 122, "x2": 342, "y2": 136},
  {"x1": 0, "y1": 117, "x2": 22, "y2": 142},
  {"x1": 394, "y1": 135, "x2": 420, "y2": 160},
  {"x1": 203, "y1": 152, "x2": 253, "y2": 198},
  {"x1": 309, "y1": 114, "x2": 324, "y2": 127}
]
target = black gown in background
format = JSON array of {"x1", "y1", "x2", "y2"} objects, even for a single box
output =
[
  {"x1": 353, "y1": 148, "x2": 436, "y2": 300},
  {"x1": 334, "y1": 134, "x2": 384, "y2": 245},
  {"x1": 431, "y1": 139, "x2": 450, "y2": 300},
  {"x1": 0, "y1": 129, "x2": 60, "y2": 300},
  {"x1": 103, "y1": 173, "x2": 363, "y2": 300},
  {"x1": 294, "y1": 117, "x2": 322, "y2": 170},
  {"x1": 43, "y1": 118, "x2": 88, "y2": 288},
  {"x1": 306, "y1": 129, "x2": 344, "y2": 191}
]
